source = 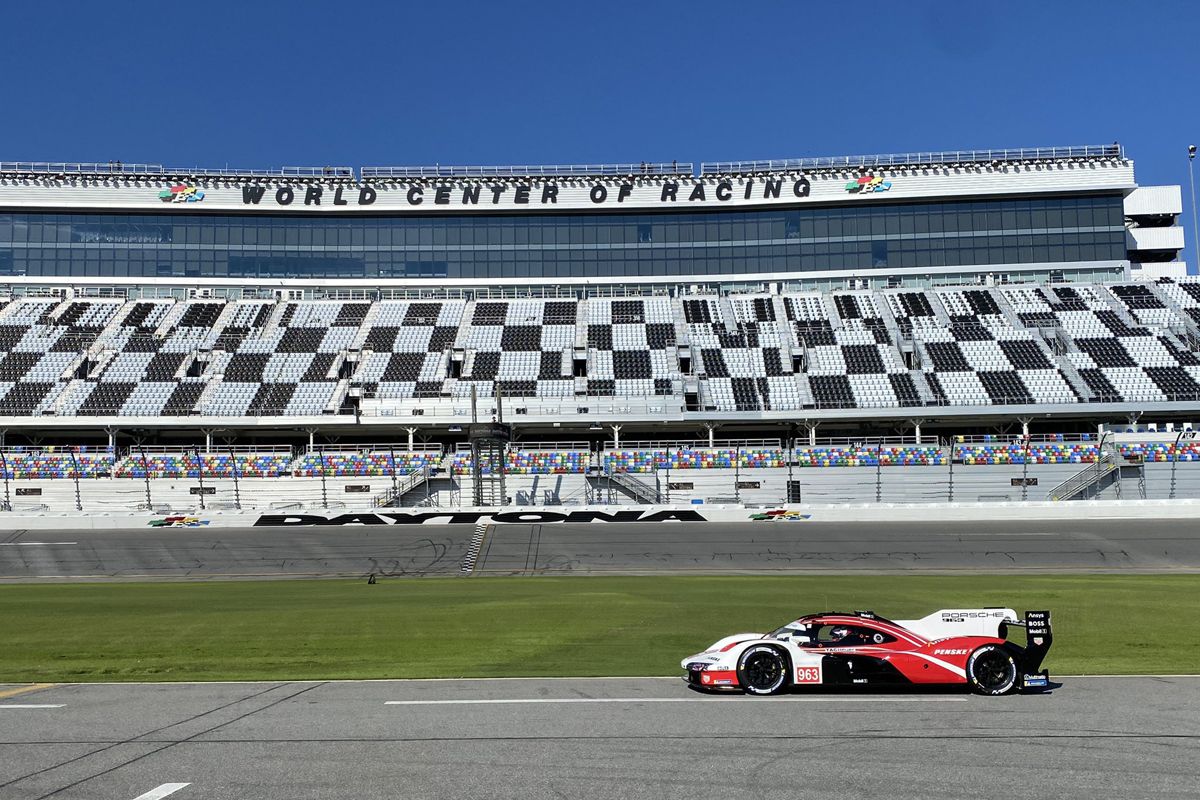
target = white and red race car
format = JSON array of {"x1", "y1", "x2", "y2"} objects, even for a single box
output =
[{"x1": 681, "y1": 608, "x2": 1052, "y2": 695}]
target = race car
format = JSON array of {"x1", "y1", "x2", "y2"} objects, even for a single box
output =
[{"x1": 681, "y1": 608, "x2": 1052, "y2": 696}]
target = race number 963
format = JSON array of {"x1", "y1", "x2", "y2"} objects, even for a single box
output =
[{"x1": 795, "y1": 667, "x2": 820, "y2": 684}]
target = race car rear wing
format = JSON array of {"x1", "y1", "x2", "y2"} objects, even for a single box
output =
[{"x1": 1016, "y1": 610, "x2": 1052, "y2": 689}]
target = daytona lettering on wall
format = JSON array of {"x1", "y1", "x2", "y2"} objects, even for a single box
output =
[{"x1": 253, "y1": 510, "x2": 708, "y2": 526}]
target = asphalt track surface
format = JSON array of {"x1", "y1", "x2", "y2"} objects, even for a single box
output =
[
  {"x1": 0, "y1": 677, "x2": 1196, "y2": 800},
  {"x1": 3, "y1": 519, "x2": 1200, "y2": 581}
]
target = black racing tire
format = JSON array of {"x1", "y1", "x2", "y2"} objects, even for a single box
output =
[
  {"x1": 736, "y1": 644, "x2": 790, "y2": 696},
  {"x1": 966, "y1": 644, "x2": 1018, "y2": 695}
]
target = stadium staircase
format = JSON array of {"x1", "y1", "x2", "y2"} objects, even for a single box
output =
[
  {"x1": 599, "y1": 468, "x2": 662, "y2": 504},
  {"x1": 370, "y1": 468, "x2": 430, "y2": 508},
  {"x1": 1046, "y1": 438, "x2": 1145, "y2": 500}
]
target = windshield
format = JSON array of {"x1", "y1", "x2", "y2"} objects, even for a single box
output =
[{"x1": 768, "y1": 621, "x2": 813, "y2": 642}]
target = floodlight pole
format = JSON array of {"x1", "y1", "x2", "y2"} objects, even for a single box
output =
[{"x1": 1189, "y1": 145, "x2": 1198, "y2": 274}]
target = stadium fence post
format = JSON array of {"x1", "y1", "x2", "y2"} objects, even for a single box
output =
[
  {"x1": 388, "y1": 446, "x2": 400, "y2": 507},
  {"x1": 193, "y1": 446, "x2": 206, "y2": 511},
  {"x1": 665, "y1": 445, "x2": 671, "y2": 505},
  {"x1": 946, "y1": 437, "x2": 955, "y2": 503},
  {"x1": 1170, "y1": 430, "x2": 1194, "y2": 500},
  {"x1": 735, "y1": 444, "x2": 741, "y2": 504},
  {"x1": 68, "y1": 450, "x2": 82, "y2": 511},
  {"x1": 787, "y1": 435, "x2": 799, "y2": 504},
  {"x1": 318, "y1": 445, "x2": 328, "y2": 509},
  {"x1": 875, "y1": 438, "x2": 883, "y2": 503},
  {"x1": 227, "y1": 443, "x2": 241, "y2": 510},
  {"x1": 1021, "y1": 434, "x2": 1032, "y2": 502},
  {"x1": 0, "y1": 451, "x2": 10, "y2": 512},
  {"x1": 138, "y1": 444, "x2": 152, "y2": 510}
]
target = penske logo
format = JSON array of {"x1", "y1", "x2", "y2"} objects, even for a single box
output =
[{"x1": 932, "y1": 648, "x2": 969, "y2": 656}]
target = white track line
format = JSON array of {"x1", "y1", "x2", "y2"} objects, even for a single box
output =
[
  {"x1": 132, "y1": 784, "x2": 190, "y2": 800},
  {"x1": 0, "y1": 542, "x2": 77, "y2": 546},
  {"x1": 0, "y1": 704, "x2": 64, "y2": 709},
  {"x1": 385, "y1": 697, "x2": 968, "y2": 706}
]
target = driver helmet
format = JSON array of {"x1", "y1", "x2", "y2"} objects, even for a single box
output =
[{"x1": 830, "y1": 626, "x2": 852, "y2": 642}]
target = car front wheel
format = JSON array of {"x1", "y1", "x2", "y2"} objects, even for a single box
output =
[
  {"x1": 736, "y1": 645, "x2": 790, "y2": 696},
  {"x1": 966, "y1": 645, "x2": 1018, "y2": 695}
]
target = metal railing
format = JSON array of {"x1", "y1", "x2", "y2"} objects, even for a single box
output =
[
  {"x1": 1, "y1": 145, "x2": 1123, "y2": 184},
  {"x1": 700, "y1": 144, "x2": 1125, "y2": 175},
  {"x1": 360, "y1": 162, "x2": 693, "y2": 179},
  {"x1": 0, "y1": 161, "x2": 355, "y2": 180}
]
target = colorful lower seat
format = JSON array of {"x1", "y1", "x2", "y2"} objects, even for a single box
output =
[
  {"x1": 956, "y1": 442, "x2": 1100, "y2": 465},
  {"x1": 1119, "y1": 441, "x2": 1200, "y2": 462},
  {"x1": 604, "y1": 448, "x2": 788, "y2": 473},
  {"x1": 0, "y1": 449, "x2": 116, "y2": 479},
  {"x1": 293, "y1": 452, "x2": 438, "y2": 477},
  {"x1": 793, "y1": 445, "x2": 945, "y2": 467},
  {"x1": 449, "y1": 451, "x2": 590, "y2": 475},
  {"x1": 114, "y1": 453, "x2": 292, "y2": 478}
]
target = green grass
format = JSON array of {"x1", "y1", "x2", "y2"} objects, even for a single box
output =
[{"x1": 0, "y1": 575, "x2": 1196, "y2": 682}]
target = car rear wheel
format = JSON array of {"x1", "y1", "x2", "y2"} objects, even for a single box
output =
[
  {"x1": 736, "y1": 645, "x2": 790, "y2": 695},
  {"x1": 966, "y1": 645, "x2": 1018, "y2": 695}
]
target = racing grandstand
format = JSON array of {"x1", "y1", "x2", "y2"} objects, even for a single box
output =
[{"x1": 1, "y1": 143, "x2": 1198, "y2": 514}]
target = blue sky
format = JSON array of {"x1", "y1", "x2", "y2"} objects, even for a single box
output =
[{"x1": 1, "y1": 1, "x2": 1197, "y2": 216}]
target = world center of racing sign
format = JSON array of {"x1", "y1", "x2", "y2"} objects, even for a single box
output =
[{"x1": 0, "y1": 159, "x2": 1138, "y2": 214}]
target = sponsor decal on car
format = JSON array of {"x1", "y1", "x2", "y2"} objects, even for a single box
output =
[
  {"x1": 148, "y1": 515, "x2": 210, "y2": 528},
  {"x1": 933, "y1": 648, "x2": 969, "y2": 655},
  {"x1": 748, "y1": 509, "x2": 813, "y2": 522},
  {"x1": 795, "y1": 666, "x2": 821, "y2": 684},
  {"x1": 941, "y1": 611, "x2": 1008, "y2": 621}
]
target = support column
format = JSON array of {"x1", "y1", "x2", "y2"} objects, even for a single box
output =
[
  {"x1": 1017, "y1": 416, "x2": 1032, "y2": 439},
  {"x1": 805, "y1": 421, "x2": 819, "y2": 448},
  {"x1": 610, "y1": 424, "x2": 622, "y2": 450},
  {"x1": 703, "y1": 422, "x2": 716, "y2": 448},
  {"x1": 103, "y1": 427, "x2": 117, "y2": 451},
  {"x1": 908, "y1": 418, "x2": 926, "y2": 445},
  {"x1": 201, "y1": 428, "x2": 213, "y2": 453},
  {"x1": 305, "y1": 427, "x2": 317, "y2": 452},
  {"x1": 405, "y1": 426, "x2": 417, "y2": 452}
]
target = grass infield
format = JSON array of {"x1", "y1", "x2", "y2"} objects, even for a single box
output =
[{"x1": 0, "y1": 574, "x2": 1196, "y2": 682}]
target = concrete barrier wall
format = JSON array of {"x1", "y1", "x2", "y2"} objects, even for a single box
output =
[
  {"x1": 2, "y1": 498, "x2": 1199, "y2": 530},
  {"x1": 4, "y1": 462, "x2": 1200, "y2": 514}
]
